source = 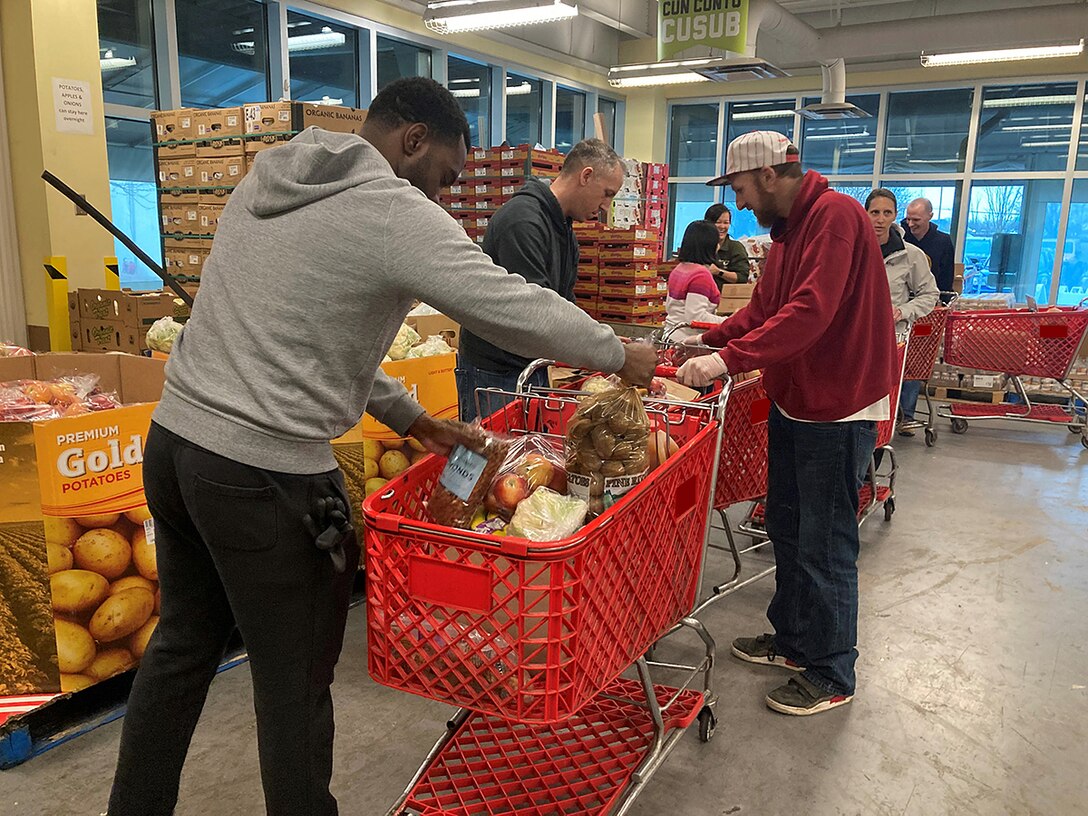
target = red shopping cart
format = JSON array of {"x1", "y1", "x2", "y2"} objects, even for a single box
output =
[
  {"x1": 364, "y1": 365, "x2": 730, "y2": 815},
  {"x1": 937, "y1": 300, "x2": 1088, "y2": 449},
  {"x1": 903, "y1": 297, "x2": 955, "y2": 447}
]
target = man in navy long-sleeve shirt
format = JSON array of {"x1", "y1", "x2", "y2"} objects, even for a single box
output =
[{"x1": 903, "y1": 198, "x2": 955, "y2": 299}]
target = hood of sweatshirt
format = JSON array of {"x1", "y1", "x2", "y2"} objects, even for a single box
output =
[
  {"x1": 770, "y1": 171, "x2": 829, "y2": 243},
  {"x1": 511, "y1": 177, "x2": 568, "y2": 234},
  {"x1": 245, "y1": 128, "x2": 393, "y2": 217}
]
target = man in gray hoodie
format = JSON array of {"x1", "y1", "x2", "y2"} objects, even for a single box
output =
[{"x1": 107, "y1": 77, "x2": 655, "y2": 816}]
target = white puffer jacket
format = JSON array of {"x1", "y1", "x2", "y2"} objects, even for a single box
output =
[{"x1": 884, "y1": 223, "x2": 939, "y2": 331}]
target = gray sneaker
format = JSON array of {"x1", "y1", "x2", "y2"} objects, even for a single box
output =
[
  {"x1": 731, "y1": 634, "x2": 805, "y2": 671},
  {"x1": 765, "y1": 675, "x2": 853, "y2": 716}
]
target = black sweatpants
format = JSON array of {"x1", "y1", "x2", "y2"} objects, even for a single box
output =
[{"x1": 108, "y1": 423, "x2": 360, "y2": 816}]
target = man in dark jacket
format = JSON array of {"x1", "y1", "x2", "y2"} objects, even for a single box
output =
[
  {"x1": 457, "y1": 138, "x2": 625, "y2": 420},
  {"x1": 678, "y1": 132, "x2": 897, "y2": 716},
  {"x1": 903, "y1": 197, "x2": 956, "y2": 300}
]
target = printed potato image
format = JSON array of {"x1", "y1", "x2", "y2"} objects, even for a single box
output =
[
  {"x1": 406, "y1": 438, "x2": 427, "y2": 453},
  {"x1": 364, "y1": 458, "x2": 378, "y2": 481},
  {"x1": 74, "y1": 513, "x2": 121, "y2": 528},
  {"x1": 85, "y1": 647, "x2": 136, "y2": 681},
  {"x1": 51, "y1": 569, "x2": 110, "y2": 615},
  {"x1": 46, "y1": 542, "x2": 73, "y2": 574},
  {"x1": 380, "y1": 439, "x2": 405, "y2": 451},
  {"x1": 124, "y1": 506, "x2": 153, "y2": 525},
  {"x1": 89, "y1": 587, "x2": 155, "y2": 643},
  {"x1": 365, "y1": 477, "x2": 388, "y2": 496},
  {"x1": 362, "y1": 439, "x2": 384, "y2": 462},
  {"x1": 54, "y1": 618, "x2": 97, "y2": 674},
  {"x1": 109, "y1": 576, "x2": 156, "y2": 596},
  {"x1": 130, "y1": 615, "x2": 159, "y2": 660},
  {"x1": 43, "y1": 516, "x2": 83, "y2": 548},
  {"x1": 60, "y1": 673, "x2": 96, "y2": 693},
  {"x1": 379, "y1": 450, "x2": 410, "y2": 480},
  {"x1": 72, "y1": 528, "x2": 132, "y2": 580},
  {"x1": 131, "y1": 528, "x2": 158, "y2": 581}
]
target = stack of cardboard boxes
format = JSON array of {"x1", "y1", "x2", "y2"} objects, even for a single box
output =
[
  {"x1": 610, "y1": 160, "x2": 669, "y2": 232},
  {"x1": 572, "y1": 223, "x2": 667, "y2": 326},
  {"x1": 717, "y1": 283, "x2": 756, "y2": 316},
  {"x1": 152, "y1": 101, "x2": 367, "y2": 290},
  {"x1": 438, "y1": 145, "x2": 565, "y2": 244},
  {"x1": 67, "y1": 289, "x2": 189, "y2": 354}
]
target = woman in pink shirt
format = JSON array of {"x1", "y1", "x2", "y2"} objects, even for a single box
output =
[{"x1": 664, "y1": 219, "x2": 726, "y2": 341}]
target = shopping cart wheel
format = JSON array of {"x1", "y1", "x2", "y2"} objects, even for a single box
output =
[
  {"x1": 951, "y1": 418, "x2": 968, "y2": 434},
  {"x1": 1081, "y1": 434, "x2": 1088, "y2": 451},
  {"x1": 925, "y1": 428, "x2": 937, "y2": 447},
  {"x1": 1070, "y1": 424, "x2": 1084, "y2": 434},
  {"x1": 698, "y1": 707, "x2": 717, "y2": 743},
  {"x1": 883, "y1": 498, "x2": 895, "y2": 522}
]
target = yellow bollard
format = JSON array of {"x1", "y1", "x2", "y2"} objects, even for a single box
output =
[
  {"x1": 44, "y1": 256, "x2": 72, "y2": 352},
  {"x1": 104, "y1": 256, "x2": 120, "y2": 290}
]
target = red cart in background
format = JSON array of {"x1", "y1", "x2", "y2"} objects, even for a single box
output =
[
  {"x1": 364, "y1": 363, "x2": 730, "y2": 815},
  {"x1": 903, "y1": 297, "x2": 955, "y2": 448},
  {"x1": 937, "y1": 300, "x2": 1088, "y2": 449}
]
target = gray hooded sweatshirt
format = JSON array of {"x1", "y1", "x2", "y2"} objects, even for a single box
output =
[{"x1": 153, "y1": 128, "x2": 625, "y2": 474}]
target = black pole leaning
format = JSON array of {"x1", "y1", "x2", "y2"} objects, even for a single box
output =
[{"x1": 41, "y1": 169, "x2": 194, "y2": 308}]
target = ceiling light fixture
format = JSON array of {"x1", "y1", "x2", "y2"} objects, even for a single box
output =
[
  {"x1": 731, "y1": 109, "x2": 795, "y2": 121},
  {"x1": 804, "y1": 130, "x2": 871, "y2": 141},
  {"x1": 607, "y1": 56, "x2": 787, "y2": 88},
  {"x1": 1001, "y1": 123, "x2": 1072, "y2": 131},
  {"x1": 1022, "y1": 140, "x2": 1071, "y2": 147},
  {"x1": 425, "y1": 0, "x2": 577, "y2": 34},
  {"x1": 100, "y1": 49, "x2": 137, "y2": 71},
  {"x1": 921, "y1": 40, "x2": 1083, "y2": 68},
  {"x1": 982, "y1": 95, "x2": 1077, "y2": 108},
  {"x1": 235, "y1": 27, "x2": 345, "y2": 55}
]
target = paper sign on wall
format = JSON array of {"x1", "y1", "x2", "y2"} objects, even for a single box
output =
[{"x1": 53, "y1": 78, "x2": 93, "y2": 135}]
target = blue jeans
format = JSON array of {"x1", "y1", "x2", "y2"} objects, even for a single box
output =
[
  {"x1": 899, "y1": 380, "x2": 923, "y2": 421},
  {"x1": 456, "y1": 358, "x2": 549, "y2": 422},
  {"x1": 764, "y1": 406, "x2": 877, "y2": 696}
]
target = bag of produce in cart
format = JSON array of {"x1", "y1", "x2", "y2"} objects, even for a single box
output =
[
  {"x1": 427, "y1": 426, "x2": 510, "y2": 529},
  {"x1": 565, "y1": 385, "x2": 650, "y2": 519},
  {"x1": 508, "y1": 487, "x2": 588, "y2": 542},
  {"x1": 484, "y1": 434, "x2": 568, "y2": 520}
]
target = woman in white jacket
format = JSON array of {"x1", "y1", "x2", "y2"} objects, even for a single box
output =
[
  {"x1": 866, "y1": 188, "x2": 940, "y2": 436},
  {"x1": 663, "y1": 219, "x2": 726, "y2": 342}
]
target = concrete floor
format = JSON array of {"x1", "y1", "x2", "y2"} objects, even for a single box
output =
[{"x1": 2, "y1": 418, "x2": 1087, "y2": 815}]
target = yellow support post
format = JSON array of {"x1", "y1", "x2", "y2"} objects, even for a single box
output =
[
  {"x1": 44, "y1": 256, "x2": 71, "y2": 351},
  {"x1": 104, "y1": 256, "x2": 120, "y2": 290}
]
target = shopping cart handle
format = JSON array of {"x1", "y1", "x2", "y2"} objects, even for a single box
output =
[
  {"x1": 655, "y1": 364, "x2": 678, "y2": 377},
  {"x1": 690, "y1": 322, "x2": 718, "y2": 331}
]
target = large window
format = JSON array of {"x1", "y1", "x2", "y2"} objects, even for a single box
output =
[
  {"x1": 555, "y1": 87, "x2": 585, "y2": 154},
  {"x1": 376, "y1": 35, "x2": 431, "y2": 91},
  {"x1": 1058, "y1": 180, "x2": 1088, "y2": 305},
  {"x1": 97, "y1": 0, "x2": 157, "y2": 109},
  {"x1": 728, "y1": 99, "x2": 795, "y2": 145},
  {"x1": 974, "y1": 83, "x2": 1077, "y2": 173},
  {"x1": 884, "y1": 88, "x2": 973, "y2": 173},
  {"x1": 176, "y1": 0, "x2": 269, "y2": 109},
  {"x1": 1077, "y1": 90, "x2": 1088, "y2": 171},
  {"x1": 598, "y1": 98, "x2": 618, "y2": 146},
  {"x1": 669, "y1": 103, "x2": 718, "y2": 178},
  {"x1": 287, "y1": 11, "x2": 358, "y2": 107},
  {"x1": 506, "y1": 73, "x2": 543, "y2": 146},
  {"x1": 878, "y1": 182, "x2": 961, "y2": 237},
  {"x1": 448, "y1": 55, "x2": 490, "y2": 147},
  {"x1": 105, "y1": 117, "x2": 161, "y2": 291},
  {"x1": 667, "y1": 184, "x2": 718, "y2": 255},
  {"x1": 961, "y1": 180, "x2": 1064, "y2": 302},
  {"x1": 800, "y1": 94, "x2": 880, "y2": 175}
]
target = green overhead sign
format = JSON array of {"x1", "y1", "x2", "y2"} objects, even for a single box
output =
[{"x1": 658, "y1": 0, "x2": 748, "y2": 61}]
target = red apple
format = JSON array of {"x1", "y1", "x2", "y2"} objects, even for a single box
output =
[{"x1": 490, "y1": 473, "x2": 530, "y2": 516}]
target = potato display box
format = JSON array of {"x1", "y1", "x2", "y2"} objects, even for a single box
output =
[
  {"x1": 331, "y1": 353, "x2": 457, "y2": 514},
  {"x1": 0, "y1": 353, "x2": 164, "y2": 699}
]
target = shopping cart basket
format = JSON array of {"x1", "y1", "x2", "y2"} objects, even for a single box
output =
[
  {"x1": 903, "y1": 295, "x2": 956, "y2": 447},
  {"x1": 364, "y1": 365, "x2": 729, "y2": 815},
  {"x1": 937, "y1": 300, "x2": 1088, "y2": 449}
]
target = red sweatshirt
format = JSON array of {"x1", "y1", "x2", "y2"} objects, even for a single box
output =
[{"x1": 704, "y1": 171, "x2": 897, "y2": 422}]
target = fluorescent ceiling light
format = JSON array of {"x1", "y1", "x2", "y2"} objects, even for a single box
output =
[
  {"x1": 304, "y1": 96, "x2": 344, "y2": 105},
  {"x1": 805, "y1": 130, "x2": 871, "y2": 141},
  {"x1": 1023, "y1": 140, "x2": 1071, "y2": 147},
  {"x1": 982, "y1": 95, "x2": 1077, "y2": 108},
  {"x1": 425, "y1": 0, "x2": 577, "y2": 34},
  {"x1": 608, "y1": 56, "x2": 786, "y2": 88},
  {"x1": 235, "y1": 26, "x2": 345, "y2": 55},
  {"x1": 609, "y1": 72, "x2": 711, "y2": 88},
  {"x1": 732, "y1": 109, "x2": 794, "y2": 121},
  {"x1": 921, "y1": 40, "x2": 1083, "y2": 67},
  {"x1": 100, "y1": 50, "x2": 136, "y2": 71},
  {"x1": 506, "y1": 82, "x2": 533, "y2": 96},
  {"x1": 1001, "y1": 123, "x2": 1072, "y2": 131}
]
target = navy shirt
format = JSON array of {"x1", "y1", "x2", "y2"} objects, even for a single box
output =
[{"x1": 901, "y1": 220, "x2": 955, "y2": 295}]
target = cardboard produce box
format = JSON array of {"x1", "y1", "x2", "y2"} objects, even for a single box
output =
[
  {"x1": 331, "y1": 353, "x2": 457, "y2": 513},
  {"x1": 0, "y1": 353, "x2": 165, "y2": 697},
  {"x1": 405, "y1": 313, "x2": 460, "y2": 350},
  {"x1": 76, "y1": 289, "x2": 181, "y2": 329},
  {"x1": 243, "y1": 102, "x2": 368, "y2": 154}
]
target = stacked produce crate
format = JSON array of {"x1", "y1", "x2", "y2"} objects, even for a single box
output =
[
  {"x1": 572, "y1": 223, "x2": 667, "y2": 326},
  {"x1": 438, "y1": 145, "x2": 565, "y2": 244},
  {"x1": 66, "y1": 289, "x2": 189, "y2": 354},
  {"x1": 151, "y1": 102, "x2": 367, "y2": 290},
  {"x1": 610, "y1": 159, "x2": 669, "y2": 232}
]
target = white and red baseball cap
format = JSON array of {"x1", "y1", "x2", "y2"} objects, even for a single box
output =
[{"x1": 707, "y1": 131, "x2": 800, "y2": 186}]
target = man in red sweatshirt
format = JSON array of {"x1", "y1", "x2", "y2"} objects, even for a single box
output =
[{"x1": 678, "y1": 131, "x2": 897, "y2": 716}]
